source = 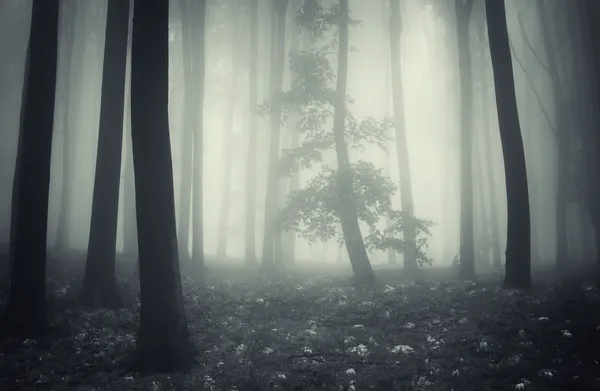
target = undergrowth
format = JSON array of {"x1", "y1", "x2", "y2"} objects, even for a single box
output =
[{"x1": 0, "y1": 266, "x2": 598, "y2": 391}]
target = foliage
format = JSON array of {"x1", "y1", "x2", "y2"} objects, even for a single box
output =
[{"x1": 259, "y1": 0, "x2": 433, "y2": 265}]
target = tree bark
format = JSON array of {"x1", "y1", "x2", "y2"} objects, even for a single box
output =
[
  {"x1": 1, "y1": 0, "x2": 59, "y2": 338},
  {"x1": 80, "y1": 0, "x2": 130, "y2": 308},
  {"x1": 128, "y1": 0, "x2": 192, "y2": 372},
  {"x1": 245, "y1": 0, "x2": 260, "y2": 265},
  {"x1": 261, "y1": 0, "x2": 289, "y2": 269},
  {"x1": 485, "y1": 0, "x2": 531, "y2": 290},
  {"x1": 455, "y1": 0, "x2": 476, "y2": 280},
  {"x1": 334, "y1": 0, "x2": 375, "y2": 284}
]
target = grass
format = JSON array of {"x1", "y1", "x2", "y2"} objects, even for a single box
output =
[{"x1": 0, "y1": 254, "x2": 599, "y2": 390}]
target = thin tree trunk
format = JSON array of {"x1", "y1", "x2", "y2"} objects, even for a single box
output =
[
  {"x1": 217, "y1": 11, "x2": 240, "y2": 259},
  {"x1": 536, "y1": 1, "x2": 569, "y2": 272},
  {"x1": 122, "y1": 17, "x2": 137, "y2": 256},
  {"x1": 389, "y1": 0, "x2": 417, "y2": 272},
  {"x1": 485, "y1": 0, "x2": 531, "y2": 290},
  {"x1": 455, "y1": 0, "x2": 476, "y2": 280},
  {"x1": 80, "y1": 0, "x2": 130, "y2": 308},
  {"x1": 245, "y1": 0, "x2": 259, "y2": 265},
  {"x1": 2, "y1": 0, "x2": 59, "y2": 337},
  {"x1": 191, "y1": 0, "x2": 207, "y2": 272},
  {"x1": 261, "y1": 0, "x2": 289, "y2": 269},
  {"x1": 334, "y1": 0, "x2": 375, "y2": 284},
  {"x1": 128, "y1": 0, "x2": 192, "y2": 372},
  {"x1": 177, "y1": 0, "x2": 194, "y2": 263},
  {"x1": 53, "y1": 0, "x2": 78, "y2": 251},
  {"x1": 383, "y1": 0, "x2": 397, "y2": 265}
]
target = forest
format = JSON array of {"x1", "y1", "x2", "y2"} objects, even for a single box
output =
[{"x1": 0, "y1": 0, "x2": 599, "y2": 389}]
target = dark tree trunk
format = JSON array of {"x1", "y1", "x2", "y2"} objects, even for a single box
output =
[
  {"x1": 177, "y1": 0, "x2": 195, "y2": 264},
  {"x1": 128, "y1": 0, "x2": 193, "y2": 372},
  {"x1": 245, "y1": 0, "x2": 259, "y2": 265},
  {"x1": 575, "y1": 1, "x2": 600, "y2": 280},
  {"x1": 261, "y1": 0, "x2": 289, "y2": 269},
  {"x1": 485, "y1": 0, "x2": 531, "y2": 290},
  {"x1": 80, "y1": 0, "x2": 130, "y2": 309},
  {"x1": 1, "y1": 0, "x2": 59, "y2": 337},
  {"x1": 191, "y1": 0, "x2": 207, "y2": 272},
  {"x1": 334, "y1": 0, "x2": 375, "y2": 284},
  {"x1": 455, "y1": 0, "x2": 476, "y2": 280},
  {"x1": 389, "y1": 0, "x2": 417, "y2": 272}
]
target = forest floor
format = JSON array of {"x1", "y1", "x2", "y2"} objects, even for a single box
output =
[{"x1": 0, "y1": 253, "x2": 599, "y2": 391}]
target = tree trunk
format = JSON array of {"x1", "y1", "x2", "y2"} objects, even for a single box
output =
[
  {"x1": 455, "y1": 0, "x2": 476, "y2": 280},
  {"x1": 537, "y1": 1, "x2": 570, "y2": 272},
  {"x1": 261, "y1": 0, "x2": 289, "y2": 269},
  {"x1": 53, "y1": 0, "x2": 78, "y2": 251},
  {"x1": 122, "y1": 21, "x2": 137, "y2": 257},
  {"x1": 80, "y1": 0, "x2": 130, "y2": 308},
  {"x1": 245, "y1": 0, "x2": 260, "y2": 265},
  {"x1": 382, "y1": 0, "x2": 397, "y2": 266},
  {"x1": 217, "y1": 10, "x2": 240, "y2": 259},
  {"x1": 177, "y1": 0, "x2": 194, "y2": 263},
  {"x1": 128, "y1": 0, "x2": 192, "y2": 372},
  {"x1": 485, "y1": 0, "x2": 531, "y2": 290},
  {"x1": 576, "y1": 0, "x2": 600, "y2": 281},
  {"x1": 334, "y1": 0, "x2": 375, "y2": 284},
  {"x1": 191, "y1": 0, "x2": 207, "y2": 272},
  {"x1": 388, "y1": 0, "x2": 417, "y2": 272},
  {"x1": 1, "y1": 0, "x2": 59, "y2": 338}
]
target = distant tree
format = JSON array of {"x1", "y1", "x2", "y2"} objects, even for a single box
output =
[
  {"x1": 191, "y1": 0, "x2": 208, "y2": 272},
  {"x1": 389, "y1": 0, "x2": 418, "y2": 273},
  {"x1": 1, "y1": 0, "x2": 60, "y2": 337},
  {"x1": 80, "y1": 0, "x2": 130, "y2": 308},
  {"x1": 128, "y1": 0, "x2": 193, "y2": 371},
  {"x1": 217, "y1": 3, "x2": 242, "y2": 259},
  {"x1": 485, "y1": 0, "x2": 531, "y2": 289},
  {"x1": 53, "y1": 0, "x2": 78, "y2": 252},
  {"x1": 177, "y1": 0, "x2": 195, "y2": 264},
  {"x1": 262, "y1": 0, "x2": 290, "y2": 269},
  {"x1": 245, "y1": 0, "x2": 260, "y2": 265},
  {"x1": 455, "y1": 0, "x2": 475, "y2": 280}
]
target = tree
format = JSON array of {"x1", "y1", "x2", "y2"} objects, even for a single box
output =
[
  {"x1": 1, "y1": 0, "x2": 60, "y2": 337},
  {"x1": 80, "y1": 0, "x2": 130, "y2": 308},
  {"x1": 177, "y1": 0, "x2": 194, "y2": 263},
  {"x1": 191, "y1": 0, "x2": 207, "y2": 272},
  {"x1": 485, "y1": 0, "x2": 531, "y2": 290},
  {"x1": 455, "y1": 0, "x2": 475, "y2": 280},
  {"x1": 474, "y1": 3, "x2": 501, "y2": 269},
  {"x1": 217, "y1": 4, "x2": 241, "y2": 259},
  {"x1": 128, "y1": 0, "x2": 193, "y2": 372},
  {"x1": 332, "y1": 0, "x2": 375, "y2": 283},
  {"x1": 245, "y1": 0, "x2": 260, "y2": 265},
  {"x1": 389, "y1": 0, "x2": 417, "y2": 272},
  {"x1": 262, "y1": 0, "x2": 290, "y2": 269},
  {"x1": 53, "y1": 0, "x2": 78, "y2": 252}
]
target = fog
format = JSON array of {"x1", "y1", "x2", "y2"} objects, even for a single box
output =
[{"x1": 0, "y1": 0, "x2": 593, "y2": 268}]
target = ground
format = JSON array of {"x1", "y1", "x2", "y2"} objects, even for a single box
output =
[{"x1": 0, "y1": 254, "x2": 599, "y2": 391}]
